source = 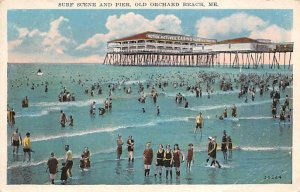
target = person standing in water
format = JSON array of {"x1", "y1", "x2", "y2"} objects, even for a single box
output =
[
  {"x1": 90, "y1": 101, "x2": 96, "y2": 115},
  {"x1": 116, "y1": 134, "x2": 123, "y2": 160},
  {"x1": 194, "y1": 112, "x2": 204, "y2": 135},
  {"x1": 154, "y1": 144, "x2": 164, "y2": 178},
  {"x1": 69, "y1": 116, "x2": 74, "y2": 127},
  {"x1": 46, "y1": 152, "x2": 59, "y2": 184},
  {"x1": 22, "y1": 96, "x2": 29, "y2": 108},
  {"x1": 60, "y1": 110, "x2": 68, "y2": 127},
  {"x1": 157, "y1": 106, "x2": 160, "y2": 116},
  {"x1": 10, "y1": 108, "x2": 16, "y2": 127},
  {"x1": 164, "y1": 144, "x2": 173, "y2": 179},
  {"x1": 82, "y1": 147, "x2": 91, "y2": 168},
  {"x1": 231, "y1": 104, "x2": 237, "y2": 117},
  {"x1": 227, "y1": 136, "x2": 233, "y2": 159},
  {"x1": 221, "y1": 130, "x2": 228, "y2": 161},
  {"x1": 11, "y1": 128, "x2": 22, "y2": 155},
  {"x1": 208, "y1": 137, "x2": 221, "y2": 168},
  {"x1": 60, "y1": 162, "x2": 68, "y2": 184},
  {"x1": 127, "y1": 136, "x2": 134, "y2": 162},
  {"x1": 143, "y1": 142, "x2": 153, "y2": 177},
  {"x1": 223, "y1": 108, "x2": 227, "y2": 118},
  {"x1": 173, "y1": 144, "x2": 185, "y2": 178},
  {"x1": 23, "y1": 132, "x2": 32, "y2": 162},
  {"x1": 206, "y1": 136, "x2": 213, "y2": 164},
  {"x1": 186, "y1": 143, "x2": 194, "y2": 172},
  {"x1": 64, "y1": 145, "x2": 73, "y2": 178}
]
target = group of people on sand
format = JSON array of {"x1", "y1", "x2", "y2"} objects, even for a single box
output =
[{"x1": 46, "y1": 145, "x2": 91, "y2": 184}]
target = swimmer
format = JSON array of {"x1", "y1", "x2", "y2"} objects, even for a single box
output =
[
  {"x1": 287, "y1": 109, "x2": 292, "y2": 122},
  {"x1": 60, "y1": 162, "x2": 68, "y2": 184},
  {"x1": 81, "y1": 147, "x2": 91, "y2": 168},
  {"x1": 64, "y1": 145, "x2": 73, "y2": 178},
  {"x1": 90, "y1": 101, "x2": 96, "y2": 115},
  {"x1": 279, "y1": 111, "x2": 285, "y2": 122},
  {"x1": 208, "y1": 137, "x2": 221, "y2": 168},
  {"x1": 221, "y1": 130, "x2": 228, "y2": 161},
  {"x1": 22, "y1": 96, "x2": 29, "y2": 108},
  {"x1": 60, "y1": 110, "x2": 68, "y2": 127},
  {"x1": 227, "y1": 136, "x2": 233, "y2": 159},
  {"x1": 79, "y1": 155, "x2": 85, "y2": 171},
  {"x1": 231, "y1": 104, "x2": 237, "y2": 117},
  {"x1": 173, "y1": 144, "x2": 185, "y2": 178},
  {"x1": 116, "y1": 135, "x2": 123, "y2": 160},
  {"x1": 142, "y1": 108, "x2": 146, "y2": 113},
  {"x1": 284, "y1": 95, "x2": 289, "y2": 109},
  {"x1": 46, "y1": 152, "x2": 58, "y2": 184},
  {"x1": 223, "y1": 108, "x2": 227, "y2": 118},
  {"x1": 69, "y1": 116, "x2": 74, "y2": 127},
  {"x1": 164, "y1": 144, "x2": 173, "y2": 179},
  {"x1": 10, "y1": 108, "x2": 16, "y2": 127},
  {"x1": 186, "y1": 143, "x2": 194, "y2": 172},
  {"x1": 272, "y1": 106, "x2": 277, "y2": 119},
  {"x1": 109, "y1": 98, "x2": 112, "y2": 110},
  {"x1": 184, "y1": 100, "x2": 189, "y2": 108},
  {"x1": 127, "y1": 136, "x2": 134, "y2": 162},
  {"x1": 157, "y1": 106, "x2": 160, "y2": 116},
  {"x1": 11, "y1": 128, "x2": 22, "y2": 155},
  {"x1": 98, "y1": 107, "x2": 106, "y2": 115},
  {"x1": 104, "y1": 98, "x2": 109, "y2": 110},
  {"x1": 154, "y1": 144, "x2": 164, "y2": 178},
  {"x1": 23, "y1": 132, "x2": 32, "y2": 162},
  {"x1": 143, "y1": 142, "x2": 153, "y2": 177},
  {"x1": 206, "y1": 136, "x2": 213, "y2": 164},
  {"x1": 194, "y1": 112, "x2": 203, "y2": 135}
]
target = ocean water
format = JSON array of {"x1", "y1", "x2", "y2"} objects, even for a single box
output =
[{"x1": 7, "y1": 64, "x2": 292, "y2": 184}]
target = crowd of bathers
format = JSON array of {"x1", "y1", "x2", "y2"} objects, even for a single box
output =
[{"x1": 8, "y1": 70, "x2": 292, "y2": 184}]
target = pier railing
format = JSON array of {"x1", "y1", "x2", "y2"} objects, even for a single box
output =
[{"x1": 104, "y1": 43, "x2": 293, "y2": 69}]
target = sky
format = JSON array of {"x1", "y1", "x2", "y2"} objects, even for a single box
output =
[{"x1": 7, "y1": 9, "x2": 293, "y2": 63}]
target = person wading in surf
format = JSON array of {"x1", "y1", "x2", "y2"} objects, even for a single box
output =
[
  {"x1": 194, "y1": 112, "x2": 204, "y2": 135},
  {"x1": 143, "y1": 142, "x2": 153, "y2": 177}
]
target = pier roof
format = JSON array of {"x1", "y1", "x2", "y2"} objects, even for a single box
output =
[
  {"x1": 108, "y1": 32, "x2": 151, "y2": 42},
  {"x1": 218, "y1": 37, "x2": 258, "y2": 44},
  {"x1": 108, "y1": 31, "x2": 216, "y2": 43}
]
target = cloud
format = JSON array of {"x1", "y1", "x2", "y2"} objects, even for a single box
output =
[
  {"x1": 249, "y1": 24, "x2": 291, "y2": 42},
  {"x1": 42, "y1": 16, "x2": 75, "y2": 54},
  {"x1": 8, "y1": 16, "x2": 75, "y2": 58},
  {"x1": 76, "y1": 12, "x2": 182, "y2": 51},
  {"x1": 195, "y1": 12, "x2": 291, "y2": 42}
]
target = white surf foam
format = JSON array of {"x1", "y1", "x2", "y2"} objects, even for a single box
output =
[
  {"x1": 188, "y1": 99, "x2": 276, "y2": 112},
  {"x1": 31, "y1": 98, "x2": 105, "y2": 108}
]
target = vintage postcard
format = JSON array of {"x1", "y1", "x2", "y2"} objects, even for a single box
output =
[{"x1": 0, "y1": 0, "x2": 300, "y2": 191}]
